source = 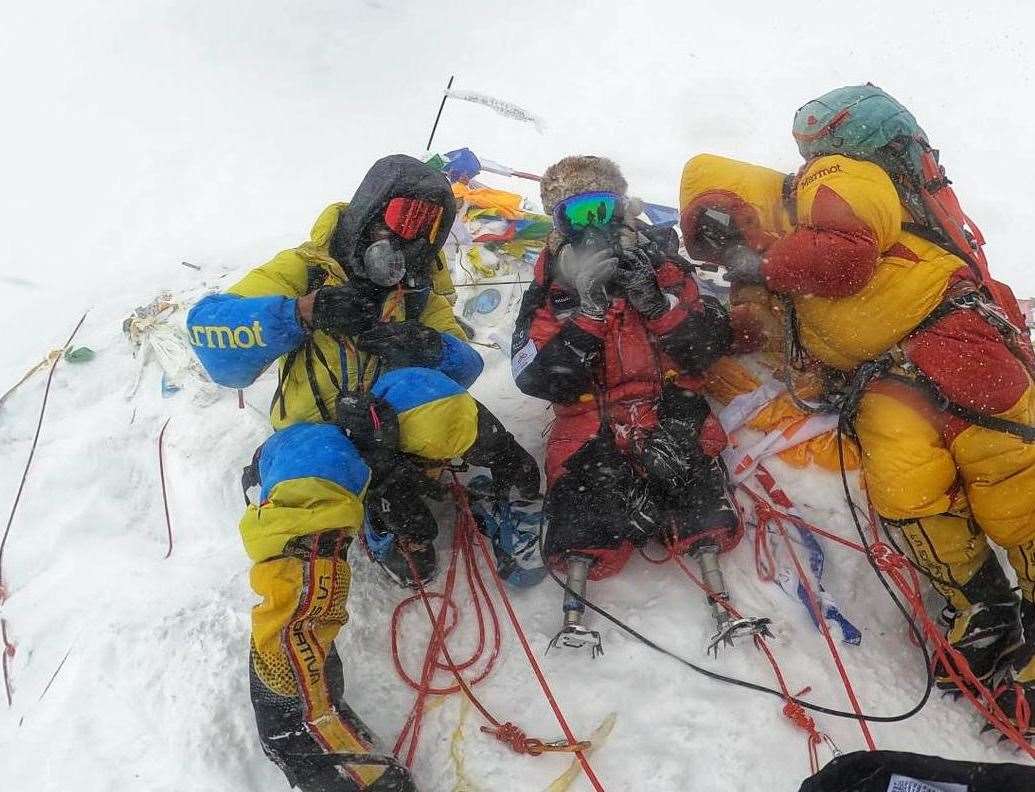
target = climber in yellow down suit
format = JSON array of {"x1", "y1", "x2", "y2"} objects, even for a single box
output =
[
  {"x1": 188, "y1": 155, "x2": 540, "y2": 791},
  {"x1": 679, "y1": 85, "x2": 1035, "y2": 733}
]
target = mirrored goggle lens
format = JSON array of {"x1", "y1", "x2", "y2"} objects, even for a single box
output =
[
  {"x1": 553, "y1": 191, "x2": 619, "y2": 231},
  {"x1": 384, "y1": 196, "x2": 444, "y2": 241}
]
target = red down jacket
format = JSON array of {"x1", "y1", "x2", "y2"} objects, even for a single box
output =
[{"x1": 511, "y1": 249, "x2": 731, "y2": 486}]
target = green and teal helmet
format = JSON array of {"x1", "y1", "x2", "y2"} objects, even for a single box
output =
[{"x1": 792, "y1": 83, "x2": 929, "y2": 172}]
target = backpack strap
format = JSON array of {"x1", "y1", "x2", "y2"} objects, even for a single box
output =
[
  {"x1": 270, "y1": 349, "x2": 299, "y2": 421},
  {"x1": 403, "y1": 286, "x2": 431, "y2": 320},
  {"x1": 890, "y1": 371, "x2": 1035, "y2": 443},
  {"x1": 302, "y1": 342, "x2": 335, "y2": 423}
]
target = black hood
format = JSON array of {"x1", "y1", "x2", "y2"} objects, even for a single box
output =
[{"x1": 329, "y1": 154, "x2": 456, "y2": 276}]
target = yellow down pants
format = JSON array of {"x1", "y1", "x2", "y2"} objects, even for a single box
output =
[{"x1": 855, "y1": 379, "x2": 1035, "y2": 610}]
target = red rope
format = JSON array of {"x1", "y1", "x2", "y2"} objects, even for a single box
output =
[
  {"x1": 734, "y1": 472, "x2": 875, "y2": 749},
  {"x1": 869, "y1": 542, "x2": 1035, "y2": 757},
  {"x1": 668, "y1": 553, "x2": 833, "y2": 771},
  {"x1": 768, "y1": 514, "x2": 877, "y2": 750},
  {"x1": 745, "y1": 464, "x2": 1035, "y2": 756},
  {"x1": 392, "y1": 509, "x2": 502, "y2": 763},
  {"x1": 637, "y1": 546, "x2": 671, "y2": 565},
  {"x1": 743, "y1": 483, "x2": 866, "y2": 556},
  {"x1": 464, "y1": 484, "x2": 605, "y2": 790},
  {"x1": 158, "y1": 419, "x2": 174, "y2": 559},
  {"x1": 783, "y1": 693, "x2": 825, "y2": 775},
  {"x1": 391, "y1": 478, "x2": 598, "y2": 781},
  {"x1": 393, "y1": 515, "x2": 468, "y2": 764},
  {"x1": 0, "y1": 312, "x2": 88, "y2": 601},
  {"x1": 645, "y1": 510, "x2": 835, "y2": 771}
]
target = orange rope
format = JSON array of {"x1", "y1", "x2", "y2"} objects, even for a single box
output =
[{"x1": 391, "y1": 478, "x2": 599, "y2": 783}]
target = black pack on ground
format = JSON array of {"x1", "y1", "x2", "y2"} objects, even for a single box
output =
[{"x1": 798, "y1": 750, "x2": 1035, "y2": 792}]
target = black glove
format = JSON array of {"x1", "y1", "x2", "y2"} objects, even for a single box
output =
[
  {"x1": 356, "y1": 321, "x2": 443, "y2": 368},
  {"x1": 465, "y1": 401, "x2": 542, "y2": 500},
  {"x1": 310, "y1": 283, "x2": 381, "y2": 336},
  {"x1": 616, "y1": 249, "x2": 668, "y2": 320},
  {"x1": 721, "y1": 245, "x2": 765, "y2": 285},
  {"x1": 640, "y1": 385, "x2": 712, "y2": 488},
  {"x1": 336, "y1": 392, "x2": 399, "y2": 479},
  {"x1": 552, "y1": 242, "x2": 619, "y2": 319},
  {"x1": 365, "y1": 479, "x2": 440, "y2": 543},
  {"x1": 641, "y1": 425, "x2": 705, "y2": 490}
]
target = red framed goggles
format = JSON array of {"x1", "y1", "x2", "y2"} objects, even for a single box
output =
[{"x1": 383, "y1": 196, "x2": 445, "y2": 241}]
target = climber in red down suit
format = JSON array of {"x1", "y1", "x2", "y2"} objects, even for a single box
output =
[{"x1": 511, "y1": 155, "x2": 738, "y2": 584}]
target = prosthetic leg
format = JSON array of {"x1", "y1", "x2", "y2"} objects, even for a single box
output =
[
  {"x1": 548, "y1": 554, "x2": 604, "y2": 657},
  {"x1": 694, "y1": 542, "x2": 772, "y2": 656}
]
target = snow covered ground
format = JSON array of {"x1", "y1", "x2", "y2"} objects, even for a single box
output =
[{"x1": 3, "y1": 2, "x2": 1035, "y2": 790}]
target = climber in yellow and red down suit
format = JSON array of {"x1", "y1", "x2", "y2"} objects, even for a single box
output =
[
  {"x1": 512, "y1": 155, "x2": 737, "y2": 585},
  {"x1": 679, "y1": 84, "x2": 1035, "y2": 733},
  {"x1": 187, "y1": 155, "x2": 540, "y2": 792}
]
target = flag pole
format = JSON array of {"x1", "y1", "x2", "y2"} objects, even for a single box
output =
[{"x1": 425, "y1": 75, "x2": 455, "y2": 153}]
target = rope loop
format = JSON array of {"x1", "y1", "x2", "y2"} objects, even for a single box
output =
[
  {"x1": 480, "y1": 723, "x2": 593, "y2": 756},
  {"x1": 868, "y1": 541, "x2": 907, "y2": 572},
  {"x1": 481, "y1": 722, "x2": 531, "y2": 754},
  {"x1": 1012, "y1": 683, "x2": 1031, "y2": 735},
  {"x1": 782, "y1": 701, "x2": 817, "y2": 736}
]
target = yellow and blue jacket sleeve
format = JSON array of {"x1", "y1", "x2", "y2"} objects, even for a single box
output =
[
  {"x1": 187, "y1": 293, "x2": 306, "y2": 388},
  {"x1": 419, "y1": 291, "x2": 483, "y2": 388},
  {"x1": 436, "y1": 333, "x2": 483, "y2": 388},
  {"x1": 187, "y1": 249, "x2": 310, "y2": 388}
]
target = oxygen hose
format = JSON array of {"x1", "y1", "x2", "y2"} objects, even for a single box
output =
[{"x1": 537, "y1": 492, "x2": 934, "y2": 724}]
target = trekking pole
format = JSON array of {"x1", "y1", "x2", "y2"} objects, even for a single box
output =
[{"x1": 425, "y1": 75, "x2": 455, "y2": 153}]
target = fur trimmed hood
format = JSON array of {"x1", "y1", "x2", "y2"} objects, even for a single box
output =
[{"x1": 540, "y1": 155, "x2": 628, "y2": 214}]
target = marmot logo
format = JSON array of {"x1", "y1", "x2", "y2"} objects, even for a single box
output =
[
  {"x1": 799, "y1": 163, "x2": 842, "y2": 190},
  {"x1": 189, "y1": 321, "x2": 267, "y2": 349}
]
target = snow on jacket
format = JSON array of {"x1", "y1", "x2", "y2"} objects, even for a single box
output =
[
  {"x1": 511, "y1": 247, "x2": 730, "y2": 483},
  {"x1": 679, "y1": 153, "x2": 1030, "y2": 418}
]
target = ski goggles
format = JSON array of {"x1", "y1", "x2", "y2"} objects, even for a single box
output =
[
  {"x1": 383, "y1": 196, "x2": 445, "y2": 241},
  {"x1": 552, "y1": 191, "x2": 620, "y2": 233}
]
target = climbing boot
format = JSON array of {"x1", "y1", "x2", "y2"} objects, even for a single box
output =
[
  {"x1": 936, "y1": 600, "x2": 1023, "y2": 691},
  {"x1": 993, "y1": 599, "x2": 1035, "y2": 737},
  {"x1": 295, "y1": 758, "x2": 418, "y2": 792},
  {"x1": 364, "y1": 481, "x2": 438, "y2": 588}
]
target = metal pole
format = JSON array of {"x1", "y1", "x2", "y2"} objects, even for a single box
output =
[
  {"x1": 696, "y1": 544, "x2": 731, "y2": 636},
  {"x1": 562, "y1": 555, "x2": 592, "y2": 629},
  {"x1": 425, "y1": 75, "x2": 455, "y2": 153}
]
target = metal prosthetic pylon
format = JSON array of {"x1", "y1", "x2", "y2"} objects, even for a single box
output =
[
  {"x1": 694, "y1": 542, "x2": 772, "y2": 657},
  {"x1": 548, "y1": 555, "x2": 604, "y2": 658}
]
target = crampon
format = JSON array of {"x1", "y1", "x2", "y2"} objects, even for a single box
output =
[
  {"x1": 707, "y1": 615, "x2": 774, "y2": 657},
  {"x1": 548, "y1": 623, "x2": 604, "y2": 658}
]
